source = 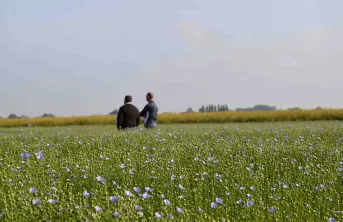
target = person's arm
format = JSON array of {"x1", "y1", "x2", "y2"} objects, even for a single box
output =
[
  {"x1": 140, "y1": 105, "x2": 148, "y2": 117},
  {"x1": 136, "y1": 111, "x2": 140, "y2": 127},
  {"x1": 116, "y1": 107, "x2": 124, "y2": 130}
]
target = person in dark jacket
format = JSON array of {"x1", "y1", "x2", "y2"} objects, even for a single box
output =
[
  {"x1": 116, "y1": 95, "x2": 140, "y2": 130},
  {"x1": 140, "y1": 92, "x2": 158, "y2": 129}
]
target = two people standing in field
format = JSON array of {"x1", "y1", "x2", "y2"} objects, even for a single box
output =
[{"x1": 116, "y1": 92, "x2": 158, "y2": 130}]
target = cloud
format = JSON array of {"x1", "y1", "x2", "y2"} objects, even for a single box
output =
[{"x1": 136, "y1": 21, "x2": 343, "y2": 109}]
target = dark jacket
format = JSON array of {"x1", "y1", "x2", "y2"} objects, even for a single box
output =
[
  {"x1": 116, "y1": 103, "x2": 140, "y2": 130},
  {"x1": 140, "y1": 101, "x2": 158, "y2": 127}
]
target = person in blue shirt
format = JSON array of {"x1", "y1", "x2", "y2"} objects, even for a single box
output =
[{"x1": 140, "y1": 92, "x2": 158, "y2": 129}]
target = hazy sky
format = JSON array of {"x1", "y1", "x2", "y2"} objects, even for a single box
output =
[{"x1": 1, "y1": 0, "x2": 343, "y2": 117}]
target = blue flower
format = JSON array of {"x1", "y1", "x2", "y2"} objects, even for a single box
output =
[
  {"x1": 145, "y1": 187, "x2": 153, "y2": 193},
  {"x1": 268, "y1": 207, "x2": 277, "y2": 213},
  {"x1": 164, "y1": 199, "x2": 172, "y2": 206},
  {"x1": 211, "y1": 202, "x2": 218, "y2": 209},
  {"x1": 155, "y1": 212, "x2": 162, "y2": 219},
  {"x1": 83, "y1": 191, "x2": 90, "y2": 198},
  {"x1": 35, "y1": 150, "x2": 44, "y2": 160},
  {"x1": 142, "y1": 192, "x2": 150, "y2": 199},
  {"x1": 29, "y1": 188, "x2": 36, "y2": 194},
  {"x1": 96, "y1": 176, "x2": 105, "y2": 183},
  {"x1": 32, "y1": 199, "x2": 41, "y2": 205},
  {"x1": 109, "y1": 196, "x2": 119, "y2": 203},
  {"x1": 48, "y1": 199, "x2": 57, "y2": 204},
  {"x1": 21, "y1": 152, "x2": 31, "y2": 160},
  {"x1": 176, "y1": 208, "x2": 184, "y2": 214},
  {"x1": 216, "y1": 198, "x2": 223, "y2": 204},
  {"x1": 125, "y1": 191, "x2": 133, "y2": 197},
  {"x1": 133, "y1": 187, "x2": 141, "y2": 193},
  {"x1": 95, "y1": 206, "x2": 102, "y2": 212},
  {"x1": 178, "y1": 184, "x2": 186, "y2": 190},
  {"x1": 236, "y1": 200, "x2": 243, "y2": 205},
  {"x1": 113, "y1": 212, "x2": 120, "y2": 217}
]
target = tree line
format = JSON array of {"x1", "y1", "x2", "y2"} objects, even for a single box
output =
[
  {"x1": 3, "y1": 113, "x2": 56, "y2": 119},
  {"x1": 184, "y1": 104, "x2": 277, "y2": 113},
  {"x1": 184, "y1": 104, "x2": 323, "y2": 113},
  {"x1": 198, "y1": 104, "x2": 230, "y2": 112}
]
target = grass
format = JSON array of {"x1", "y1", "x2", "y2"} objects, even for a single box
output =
[
  {"x1": 1, "y1": 109, "x2": 343, "y2": 127},
  {"x1": 0, "y1": 122, "x2": 342, "y2": 221}
]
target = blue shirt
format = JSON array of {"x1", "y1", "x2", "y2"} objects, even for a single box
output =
[{"x1": 140, "y1": 101, "x2": 158, "y2": 126}]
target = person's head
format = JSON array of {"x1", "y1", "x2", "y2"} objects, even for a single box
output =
[
  {"x1": 146, "y1": 92, "x2": 154, "y2": 102},
  {"x1": 124, "y1": 95, "x2": 132, "y2": 104}
]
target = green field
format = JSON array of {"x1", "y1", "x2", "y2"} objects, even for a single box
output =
[{"x1": 0, "y1": 122, "x2": 342, "y2": 221}]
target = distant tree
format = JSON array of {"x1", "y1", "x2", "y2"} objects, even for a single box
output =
[
  {"x1": 225, "y1": 105, "x2": 229, "y2": 111},
  {"x1": 186, "y1": 107, "x2": 194, "y2": 113},
  {"x1": 253, "y1": 104, "x2": 277, "y2": 111},
  {"x1": 19, "y1": 115, "x2": 29, "y2": 119},
  {"x1": 288, "y1": 107, "x2": 301, "y2": 111},
  {"x1": 235, "y1": 105, "x2": 277, "y2": 112},
  {"x1": 109, "y1": 109, "x2": 119, "y2": 115},
  {"x1": 315, "y1": 106, "x2": 322, "y2": 110},
  {"x1": 219, "y1": 105, "x2": 225, "y2": 112},
  {"x1": 199, "y1": 104, "x2": 229, "y2": 112},
  {"x1": 42, "y1": 113, "x2": 55, "y2": 118},
  {"x1": 8, "y1": 113, "x2": 18, "y2": 119},
  {"x1": 236, "y1": 108, "x2": 254, "y2": 112}
]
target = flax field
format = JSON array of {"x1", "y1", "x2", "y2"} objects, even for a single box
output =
[{"x1": 0, "y1": 122, "x2": 342, "y2": 221}]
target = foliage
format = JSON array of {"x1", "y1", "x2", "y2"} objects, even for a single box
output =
[
  {"x1": 288, "y1": 107, "x2": 302, "y2": 111},
  {"x1": 8, "y1": 113, "x2": 18, "y2": 119},
  {"x1": 185, "y1": 107, "x2": 194, "y2": 113},
  {"x1": 199, "y1": 104, "x2": 229, "y2": 112},
  {"x1": 7, "y1": 114, "x2": 29, "y2": 119},
  {"x1": 41, "y1": 113, "x2": 55, "y2": 118},
  {"x1": 236, "y1": 104, "x2": 277, "y2": 112},
  {"x1": 0, "y1": 123, "x2": 342, "y2": 221}
]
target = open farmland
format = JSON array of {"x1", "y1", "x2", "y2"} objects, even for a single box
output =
[
  {"x1": 0, "y1": 122, "x2": 343, "y2": 221},
  {"x1": 1, "y1": 109, "x2": 343, "y2": 127}
]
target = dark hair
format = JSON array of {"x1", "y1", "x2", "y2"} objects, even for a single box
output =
[
  {"x1": 146, "y1": 92, "x2": 154, "y2": 101},
  {"x1": 124, "y1": 95, "x2": 132, "y2": 103}
]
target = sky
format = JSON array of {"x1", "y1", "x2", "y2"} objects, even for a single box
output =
[{"x1": 1, "y1": 0, "x2": 343, "y2": 117}]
